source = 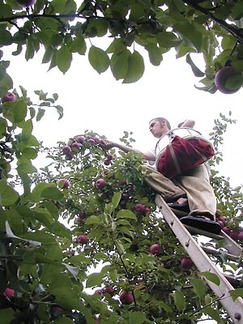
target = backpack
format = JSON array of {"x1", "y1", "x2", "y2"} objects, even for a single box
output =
[{"x1": 155, "y1": 128, "x2": 215, "y2": 179}]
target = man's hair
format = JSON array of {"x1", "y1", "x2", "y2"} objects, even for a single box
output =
[{"x1": 150, "y1": 117, "x2": 171, "y2": 130}]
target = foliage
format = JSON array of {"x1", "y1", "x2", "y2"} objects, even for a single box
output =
[
  {"x1": 0, "y1": 91, "x2": 243, "y2": 323},
  {"x1": 0, "y1": 0, "x2": 243, "y2": 92},
  {"x1": 0, "y1": 0, "x2": 243, "y2": 323}
]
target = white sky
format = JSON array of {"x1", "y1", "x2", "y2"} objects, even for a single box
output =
[{"x1": 5, "y1": 45, "x2": 243, "y2": 187}]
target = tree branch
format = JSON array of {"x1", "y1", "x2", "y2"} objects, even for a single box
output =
[{"x1": 183, "y1": 0, "x2": 243, "y2": 44}]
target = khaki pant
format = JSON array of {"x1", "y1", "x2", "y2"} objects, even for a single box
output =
[{"x1": 144, "y1": 164, "x2": 216, "y2": 220}]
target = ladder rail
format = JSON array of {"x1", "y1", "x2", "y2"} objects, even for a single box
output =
[{"x1": 155, "y1": 194, "x2": 243, "y2": 323}]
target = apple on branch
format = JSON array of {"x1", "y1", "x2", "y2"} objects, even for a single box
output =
[
  {"x1": 1, "y1": 92, "x2": 16, "y2": 103},
  {"x1": 149, "y1": 243, "x2": 161, "y2": 256},
  {"x1": 215, "y1": 66, "x2": 242, "y2": 94},
  {"x1": 16, "y1": 0, "x2": 37, "y2": 7},
  {"x1": 95, "y1": 178, "x2": 106, "y2": 189},
  {"x1": 76, "y1": 234, "x2": 88, "y2": 244},
  {"x1": 119, "y1": 290, "x2": 134, "y2": 305}
]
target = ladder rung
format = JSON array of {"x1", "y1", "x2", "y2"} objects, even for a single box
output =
[
  {"x1": 202, "y1": 246, "x2": 241, "y2": 262},
  {"x1": 185, "y1": 225, "x2": 243, "y2": 258}
]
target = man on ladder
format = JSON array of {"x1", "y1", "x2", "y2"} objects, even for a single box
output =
[
  {"x1": 101, "y1": 116, "x2": 221, "y2": 234},
  {"x1": 101, "y1": 117, "x2": 243, "y2": 322}
]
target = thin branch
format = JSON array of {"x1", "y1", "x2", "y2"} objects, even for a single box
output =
[{"x1": 183, "y1": 0, "x2": 243, "y2": 44}]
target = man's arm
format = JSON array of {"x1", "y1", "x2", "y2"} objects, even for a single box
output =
[
  {"x1": 177, "y1": 119, "x2": 195, "y2": 128},
  {"x1": 101, "y1": 140, "x2": 155, "y2": 162}
]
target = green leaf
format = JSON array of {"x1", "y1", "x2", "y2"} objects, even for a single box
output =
[
  {"x1": 110, "y1": 49, "x2": 130, "y2": 80},
  {"x1": 85, "y1": 17, "x2": 108, "y2": 37},
  {"x1": 0, "y1": 28, "x2": 12, "y2": 46},
  {"x1": 128, "y1": 311, "x2": 147, "y2": 324},
  {"x1": 88, "y1": 46, "x2": 110, "y2": 74},
  {"x1": 0, "y1": 117, "x2": 7, "y2": 139},
  {"x1": 36, "y1": 107, "x2": 45, "y2": 121},
  {"x1": 22, "y1": 147, "x2": 38, "y2": 159},
  {"x1": 2, "y1": 99, "x2": 27, "y2": 124},
  {"x1": 0, "y1": 180, "x2": 19, "y2": 206},
  {"x1": 0, "y1": 308, "x2": 15, "y2": 323},
  {"x1": 17, "y1": 160, "x2": 37, "y2": 174},
  {"x1": 41, "y1": 187, "x2": 64, "y2": 200},
  {"x1": 50, "y1": 0, "x2": 77, "y2": 14},
  {"x1": 62, "y1": 263, "x2": 79, "y2": 279},
  {"x1": 85, "y1": 215, "x2": 101, "y2": 225},
  {"x1": 70, "y1": 35, "x2": 86, "y2": 54},
  {"x1": 186, "y1": 54, "x2": 204, "y2": 77},
  {"x1": 123, "y1": 51, "x2": 145, "y2": 83},
  {"x1": 146, "y1": 43, "x2": 163, "y2": 66},
  {"x1": 86, "y1": 272, "x2": 104, "y2": 288},
  {"x1": 55, "y1": 105, "x2": 64, "y2": 120},
  {"x1": 199, "y1": 272, "x2": 220, "y2": 286},
  {"x1": 191, "y1": 278, "x2": 207, "y2": 299},
  {"x1": 230, "y1": 288, "x2": 243, "y2": 301},
  {"x1": 173, "y1": 290, "x2": 186, "y2": 311},
  {"x1": 116, "y1": 209, "x2": 137, "y2": 220},
  {"x1": 56, "y1": 45, "x2": 72, "y2": 74},
  {"x1": 111, "y1": 192, "x2": 121, "y2": 209},
  {"x1": 203, "y1": 306, "x2": 222, "y2": 323},
  {"x1": 175, "y1": 22, "x2": 202, "y2": 52}
]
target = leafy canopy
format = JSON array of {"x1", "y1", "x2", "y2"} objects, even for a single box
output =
[{"x1": 0, "y1": 0, "x2": 243, "y2": 93}]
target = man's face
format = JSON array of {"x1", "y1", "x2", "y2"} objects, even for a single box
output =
[{"x1": 149, "y1": 120, "x2": 167, "y2": 138}]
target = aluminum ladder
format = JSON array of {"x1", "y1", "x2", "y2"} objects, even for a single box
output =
[{"x1": 155, "y1": 194, "x2": 243, "y2": 323}]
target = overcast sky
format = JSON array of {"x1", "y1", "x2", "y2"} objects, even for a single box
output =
[{"x1": 5, "y1": 45, "x2": 243, "y2": 187}]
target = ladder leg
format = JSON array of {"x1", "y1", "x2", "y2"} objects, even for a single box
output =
[{"x1": 155, "y1": 194, "x2": 243, "y2": 323}]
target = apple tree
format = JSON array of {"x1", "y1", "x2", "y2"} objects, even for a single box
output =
[
  {"x1": 1, "y1": 107, "x2": 241, "y2": 323},
  {"x1": 1, "y1": 0, "x2": 243, "y2": 323},
  {"x1": 0, "y1": 0, "x2": 243, "y2": 94}
]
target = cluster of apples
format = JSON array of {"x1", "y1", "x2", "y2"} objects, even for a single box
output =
[
  {"x1": 216, "y1": 214, "x2": 243, "y2": 241},
  {"x1": 62, "y1": 135, "x2": 106, "y2": 161}
]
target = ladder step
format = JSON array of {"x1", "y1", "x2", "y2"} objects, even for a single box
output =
[
  {"x1": 224, "y1": 274, "x2": 243, "y2": 288},
  {"x1": 202, "y1": 246, "x2": 241, "y2": 262},
  {"x1": 185, "y1": 225, "x2": 243, "y2": 258}
]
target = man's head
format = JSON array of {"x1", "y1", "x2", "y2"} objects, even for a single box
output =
[{"x1": 149, "y1": 117, "x2": 171, "y2": 138}]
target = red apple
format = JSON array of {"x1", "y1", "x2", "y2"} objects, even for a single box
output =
[
  {"x1": 76, "y1": 234, "x2": 88, "y2": 244},
  {"x1": 95, "y1": 178, "x2": 106, "y2": 189},
  {"x1": 62, "y1": 145, "x2": 72, "y2": 155},
  {"x1": 71, "y1": 142, "x2": 81, "y2": 152},
  {"x1": 104, "y1": 158, "x2": 111, "y2": 166},
  {"x1": 134, "y1": 203, "x2": 145, "y2": 213},
  {"x1": 230, "y1": 230, "x2": 239, "y2": 241},
  {"x1": 4, "y1": 288, "x2": 15, "y2": 298},
  {"x1": 1, "y1": 92, "x2": 16, "y2": 103},
  {"x1": 215, "y1": 66, "x2": 241, "y2": 94},
  {"x1": 181, "y1": 257, "x2": 194, "y2": 269},
  {"x1": 217, "y1": 220, "x2": 225, "y2": 229},
  {"x1": 77, "y1": 136, "x2": 85, "y2": 144},
  {"x1": 58, "y1": 178, "x2": 70, "y2": 189},
  {"x1": 107, "y1": 154, "x2": 113, "y2": 161},
  {"x1": 51, "y1": 305, "x2": 64, "y2": 317},
  {"x1": 16, "y1": 0, "x2": 36, "y2": 6},
  {"x1": 74, "y1": 212, "x2": 86, "y2": 224},
  {"x1": 119, "y1": 291, "x2": 134, "y2": 304},
  {"x1": 87, "y1": 138, "x2": 96, "y2": 146},
  {"x1": 238, "y1": 232, "x2": 243, "y2": 241},
  {"x1": 102, "y1": 286, "x2": 115, "y2": 296},
  {"x1": 149, "y1": 243, "x2": 161, "y2": 256},
  {"x1": 218, "y1": 215, "x2": 227, "y2": 222},
  {"x1": 222, "y1": 226, "x2": 231, "y2": 235}
]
